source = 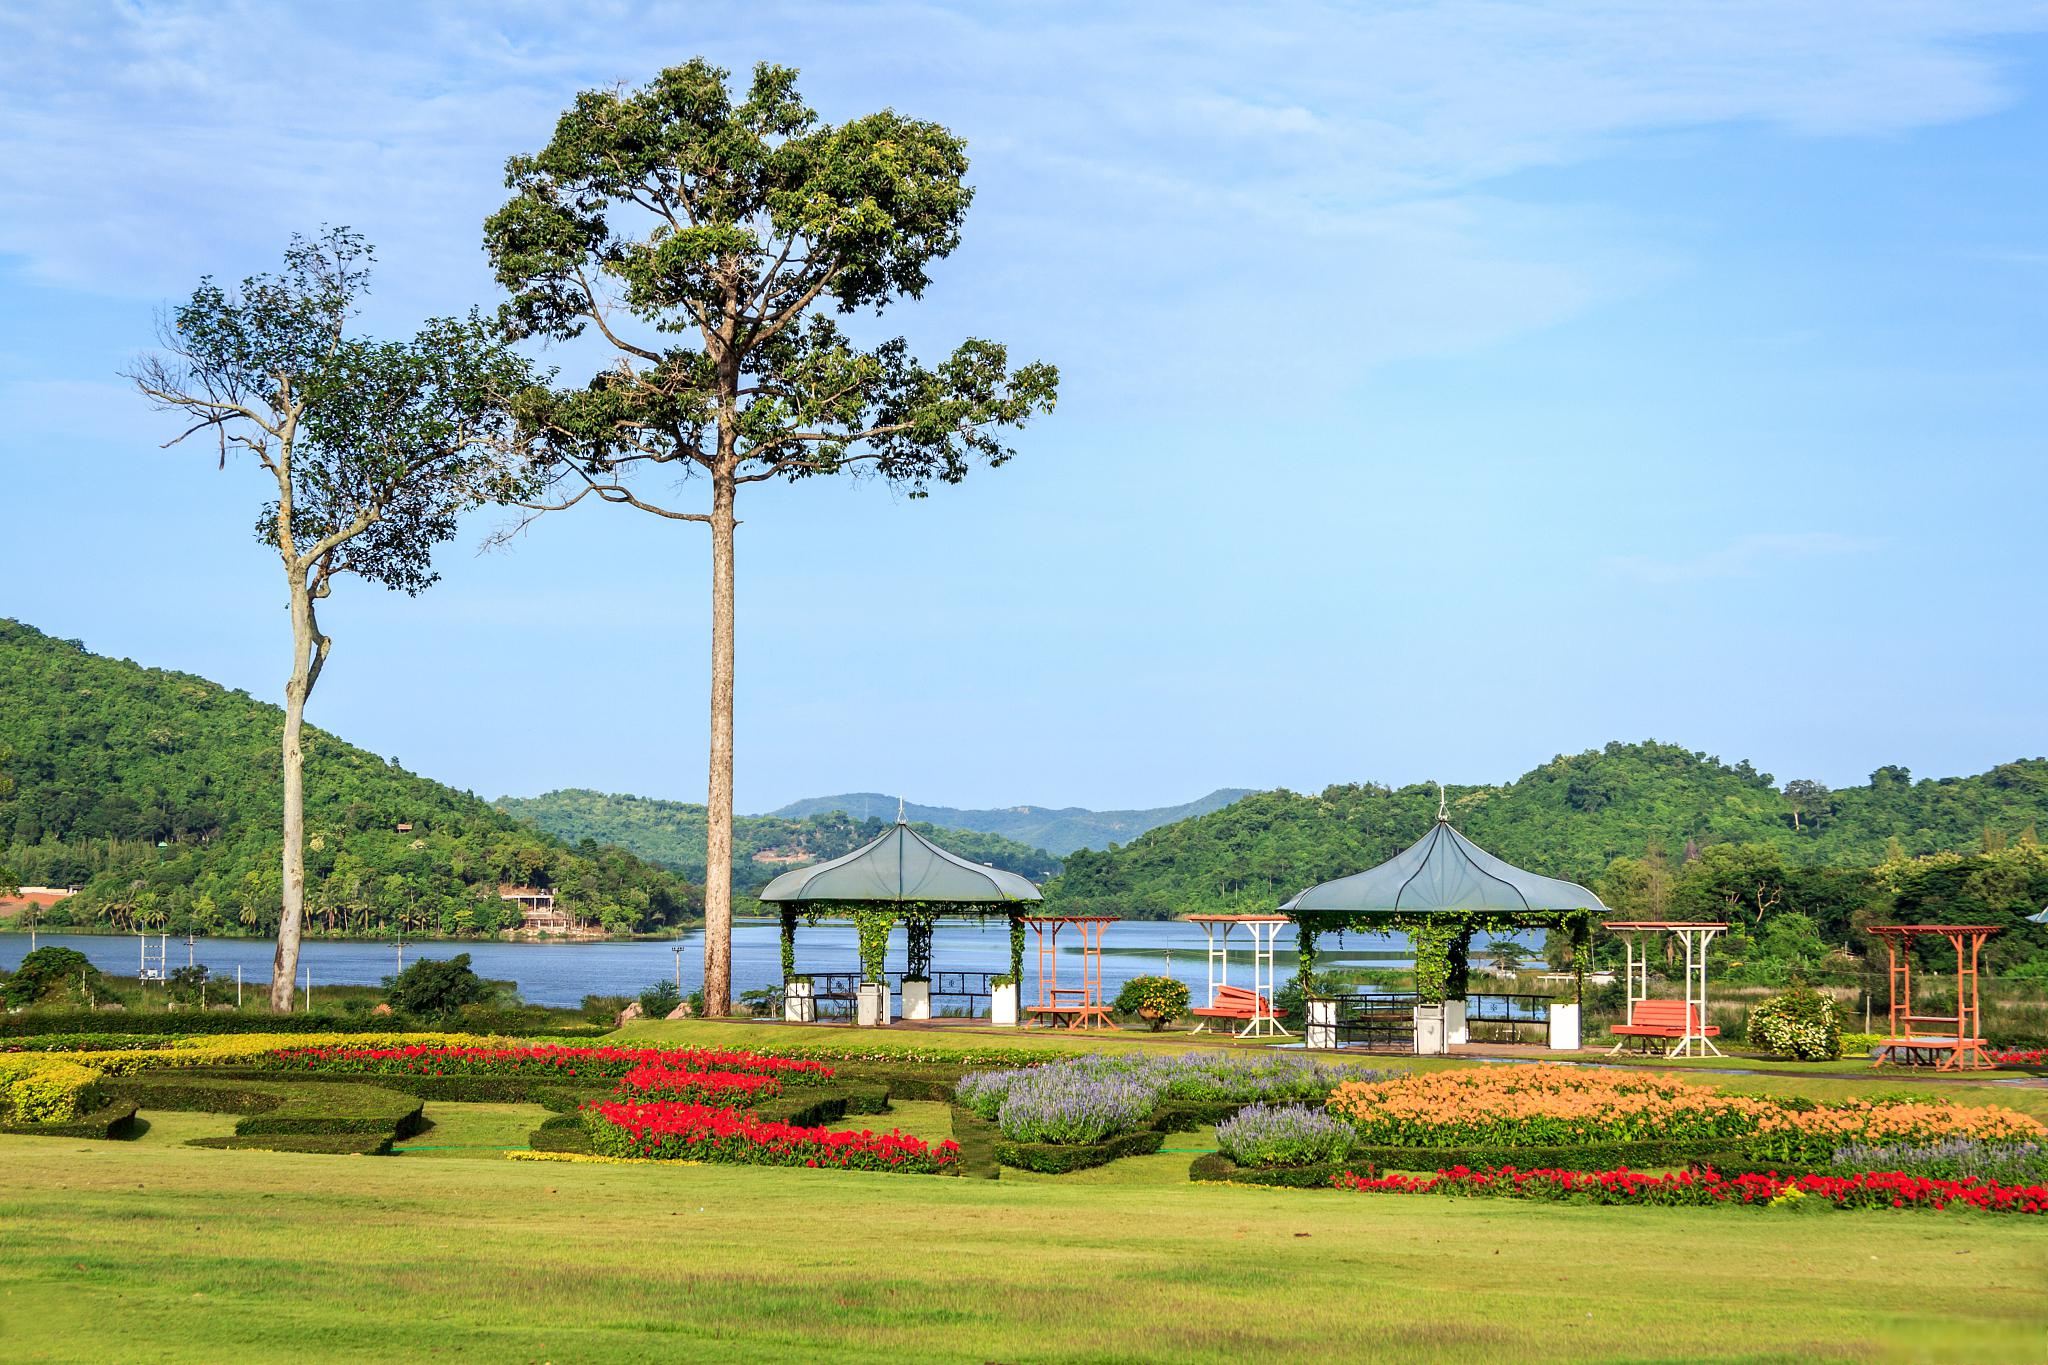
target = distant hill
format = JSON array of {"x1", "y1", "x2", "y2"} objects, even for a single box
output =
[
  {"x1": 1045, "y1": 741, "x2": 2048, "y2": 917},
  {"x1": 497, "y1": 789, "x2": 1063, "y2": 890},
  {"x1": 764, "y1": 788, "x2": 1256, "y2": 856},
  {"x1": 0, "y1": 619, "x2": 698, "y2": 938}
]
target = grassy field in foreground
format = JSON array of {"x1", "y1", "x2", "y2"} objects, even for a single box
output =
[{"x1": 4, "y1": 1119, "x2": 2047, "y2": 1364}]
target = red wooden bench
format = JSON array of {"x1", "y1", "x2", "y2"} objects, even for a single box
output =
[
  {"x1": 1189, "y1": 984, "x2": 1273, "y2": 1036},
  {"x1": 1607, "y1": 999, "x2": 1719, "y2": 1054}
]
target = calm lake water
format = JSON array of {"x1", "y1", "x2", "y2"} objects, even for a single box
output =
[{"x1": 0, "y1": 921, "x2": 1530, "y2": 1008}]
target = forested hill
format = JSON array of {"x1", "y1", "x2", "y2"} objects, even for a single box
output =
[
  {"x1": 496, "y1": 789, "x2": 1062, "y2": 891},
  {"x1": 1046, "y1": 741, "x2": 2048, "y2": 917},
  {"x1": 0, "y1": 620, "x2": 698, "y2": 937},
  {"x1": 763, "y1": 788, "x2": 1255, "y2": 855}
]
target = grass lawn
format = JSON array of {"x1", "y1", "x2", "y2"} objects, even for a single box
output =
[{"x1": 5, "y1": 1109, "x2": 2047, "y2": 1362}]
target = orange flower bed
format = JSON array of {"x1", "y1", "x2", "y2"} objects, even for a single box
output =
[{"x1": 1327, "y1": 1064, "x2": 2043, "y2": 1161}]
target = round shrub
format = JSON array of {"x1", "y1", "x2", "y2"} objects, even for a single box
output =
[
  {"x1": 1746, "y1": 987, "x2": 1847, "y2": 1061},
  {"x1": 1112, "y1": 975, "x2": 1191, "y2": 1031},
  {"x1": 1215, "y1": 1102, "x2": 1354, "y2": 1168}
]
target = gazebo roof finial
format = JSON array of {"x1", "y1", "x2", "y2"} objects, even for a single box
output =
[
  {"x1": 1436, "y1": 782, "x2": 1448, "y2": 823},
  {"x1": 897, "y1": 795, "x2": 906, "y2": 825}
]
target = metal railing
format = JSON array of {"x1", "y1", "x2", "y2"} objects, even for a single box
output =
[
  {"x1": 1330, "y1": 992, "x2": 1419, "y2": 1051},
  {"x1": 1464, "y1": 992, "x2": 1554, "y2": 1045}
]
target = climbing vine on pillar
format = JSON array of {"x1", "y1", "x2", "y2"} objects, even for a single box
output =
[
  {"x1": 849, "y1": 906, "x2": 895, "y2": 983},
  {"x1": 1409, "y1": 920, "x2": 1461, "y2": 1004},
  {"x1": 778, "y1": 906, "x2": 797, "y2": 980},
  {"x1": 904, "y1": 910, "x2": 936, "y2": 981},
  {"x1": 1007, "y1": 911, "x2": 1026, "y2": 986}
]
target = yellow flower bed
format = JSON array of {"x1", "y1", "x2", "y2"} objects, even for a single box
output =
[
  {"x1": 63, "y1": 1032, "x2": 508, "y2": 1077},
  {"x1": 1327, "y1": 1063, "x2": 2044, "y2": 1158},
  {"x1": 0, "y1": 1055, "x2": 105, "y2": 1124}
]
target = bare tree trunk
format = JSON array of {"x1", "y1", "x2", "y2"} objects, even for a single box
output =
[
  {"x1": 702, "y1": 470, "x2": 737, "y2": 1016},
  {"x1": 270, "y1": 585, "x2": 314, "y2": 1011}
]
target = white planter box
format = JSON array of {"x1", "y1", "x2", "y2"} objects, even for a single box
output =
[
  {"x1": 1548, "y1": 1001, "x2": 1581, "y2": 1052},
  {"x1": 1304, "y1": 997, "x2": 1338, "y2": 1050},
  {"x1": 856, "y1": 980, "x2": 892, "y2": 1028},
  {"x1": 901, "y1": 978, "x2": 931, "y2": 1022},
  {"x1": 783, "y1": 979, "x2": 815, "y2": 1024},
  {"x1": 1445, "y1": 997, "x2": 1468, "y2": 1047},
  {"x1": 990, "y1": 981, "x2": 1019, "y2": 1027},
  {"x1": 1413, "y1": 1003, "x2": 1447, "y2": 1056}
]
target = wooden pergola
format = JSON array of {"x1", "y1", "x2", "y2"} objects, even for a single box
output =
[
  {"x1": 1021, "y1": 915, "x2": 1115, "y2": 1029},
  {"x1": 1868, "y1": 923, "x2": 2001, "y2": 1071}
]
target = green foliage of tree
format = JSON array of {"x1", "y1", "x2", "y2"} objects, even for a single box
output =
[
  {"x1": 496, "y1": 788, "x2": 1060, "y2": 887},
  {"x1": 384, "y1": 953, "x2": 493, "y2": 1019},
  {"x1": 484, "y1": 59, "x2": 1058, "y2": 1014},
  {"x1": 124, "y1": 228, "x2": 544, "y2": 1009},
  {"x1": 638, "y1": 980, "x2": 684, "y2": 1018},
  {"x1": 2, "y1": 946, "x2": 103, "y2": 1008},
  {"x1": 0, "y1": 619, "x2": 698, "y2": 940}
]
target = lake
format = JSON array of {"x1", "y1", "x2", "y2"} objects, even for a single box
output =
[{"x1": 0, "y1": 921, "x2": 1537, "y2": 1008}]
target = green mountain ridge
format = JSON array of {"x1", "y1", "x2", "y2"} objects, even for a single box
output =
[
  {"x1": 763, "y1": 788, "x2": 1256, "y2": 855},
  {"x1": 1045, "y1": 741, "x2": 2048, "y2": 918},
  {"x1": 0, "y1": 619, "x2": 698, "y2": 938},
  {"x1": 494, "y1": 788, "x2": 1062, "y2": 890}
]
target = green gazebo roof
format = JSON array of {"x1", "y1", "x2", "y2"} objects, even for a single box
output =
[
  {"x1": 756, "y1": 819, "x2": 1043, "y2": 905},
  {"x1": 1279, "y1": 808, "x2": 1607, "y2": 916}
]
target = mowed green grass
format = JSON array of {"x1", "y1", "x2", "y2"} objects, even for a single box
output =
[{"x1": 4, "y1": 1120, "x2": 2047, "y2": 1363}]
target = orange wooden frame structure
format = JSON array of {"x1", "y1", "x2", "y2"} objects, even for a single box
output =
[
  {"x1": 1868, "y1": 923, "x2": 2001, "y2": 1071},
  {"x1": 1022, "y1": 915, "x2": 1115, "y2": 1029}
]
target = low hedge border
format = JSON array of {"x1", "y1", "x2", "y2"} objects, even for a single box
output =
[
  {"x1": 103, "y1": 1076, "x2": 424, "y2": 1144},
  {"x1": 751, "y1": 1084, "x2": 891, "y2": 1129},
  {"x1": 1151, "y1": 1099, "x2": 1255, "y2": 1133},
  {"x1": 1191, "y1": 1143, "x2": 1767, "y2": 1188},
  {"x1": 193, "y1": 1068, "x2": 613, "y2": 1108},
  {"x1": 189, "y1": 1132, "x2": 397, "y2": 1155},
  {"x1": 995, "y1": 1128, "x2": 1165, "y2": 1174},
  {"x1": 528, "y1": 1113, "x2": 594, "y2": 1154},
  {"x1": 946, "y1": 1105, "x2": 1001, "y2": 1180},
  {"x1": 0, "y1": 1100, "x2": 142, "y2": 1140},
  {"x1": 0, "y1": 1011, "x2": 604, "y2": 1039}
]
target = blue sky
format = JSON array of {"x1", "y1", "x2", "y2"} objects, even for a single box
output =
[{"x1": 2, "y1": 2, "x2": 2045, "y2": 813}]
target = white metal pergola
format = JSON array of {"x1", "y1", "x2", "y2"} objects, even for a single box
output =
[
  {"x1": 1605, "y1": 920, "x2": 1726, "y2": 1058},
  {"x1": 1185, "y1": 914, "x2": 1292, "y2": 1037}
]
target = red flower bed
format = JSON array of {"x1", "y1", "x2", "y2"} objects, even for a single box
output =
[
  {"x1": 1332, "y1": 1164, "x2": 2048, "y2": 1214},
  {"x1": 264, "y1": 1044, "x2": 835, "y2": 1082},
  {"x1": 585, "y1": 1099, "x2": 957, "y2": 1173},
  {"x1": 1987, "y1": 1048, "x2": 2046, "y2": 1067},
  {"x1": 614, "y1": 1063, "x2": 784, "y2": 1105}
]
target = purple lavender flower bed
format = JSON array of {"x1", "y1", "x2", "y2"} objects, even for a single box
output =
[
  {"x1": 957, "y1": 1051, "x2": 1390, "y2": 1145},
  {"x1": 1215, "y1": 1102, "x2": 1355, "y2": 1168}
]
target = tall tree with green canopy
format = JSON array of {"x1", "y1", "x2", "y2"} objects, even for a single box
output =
[
  {"x1": 126, "y1": 228, "x2": 540, "y2": 1009},
  {"x1": 483, "y1": 60, "x2": 1059, "y2": 1013}
]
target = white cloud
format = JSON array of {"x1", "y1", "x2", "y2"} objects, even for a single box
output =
[
  {"x1": 0, "y1": 0, "x2": 2044, "y2": 377},
  {"x1": 1605, "y1": 531, "x2": 1880, "y2": 584}
]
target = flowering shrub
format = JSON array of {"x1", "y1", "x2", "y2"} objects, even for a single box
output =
[
  {"x1": 1327, "y1": 1063, "x2": 2044, "y2": 1162},
  {"x1": 960, "y1": 1052, "x2": 1373, "y2": 1122},
  {"x1": 1216, "y1": 1103, "x2": 1354, "y2": 1168},
  {"x1": 1112, "y1": 976, "x2": 1191, "y2": 1031},
  {"x1": 0, "y1": 1055, "x2": 104, "y2": 1124},
  {"x1": 1332, "y1": 1164, "x2": 2048, "y2": 1215},
  {"x1": 1831, "y1": 1138, "x2": 2048, "y2": 1186},
  {"x1": 262, "y1": 1044, "x2": 834, "y2": 1083},
  {"x1": 997, "y1": 1070, "x2": 1155, "y2": 1144},
  {"x1": 613, "y1": 1063, "x2": 783, "y2": 1106},
  {"x1": 1988, "y1": 1048, "x2": 2046, "y2": 1067},
  {"x1": 583, "y1": 1100, "x2": 956, "y2": 1173},
  {"x1": 57, "y1": 1032, "x2": 507, "y2": 1077},
  {"x1": 1745, "y1": 988, "x2": 1847, "y2": 1061}
]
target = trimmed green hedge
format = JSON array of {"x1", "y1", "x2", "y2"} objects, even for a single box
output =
[
  {"x1": 1189, "y1": 1151, "x2": 1347, "y2": 1188},
  {"x1": 751, "y1": 1084, "x2": 891, "y2": 1128},
  {"x1": 189, "y1": 1132, "x2": 397, "y2": 1155},
  {"x1": 528, "y1": 1113, "x2": 594, "y2": 1154},
  {"x1": 1150, "y1": 1099, "x2": 1252, "y2": 1133},
  {"x1": 996, "y1": 1128, "x2": 1164, "y2": 1173},
  {"x1": 0, "y1": 1011, "x2": 607, "y2": 1039},
  {"x1": 103, "y1": 1075, "x2": 424, "y2": 1144},
  {"x1": 0, "y1": 1100, "x2": 141, "y2": 1140},
  {"x1": 946, "y1": 1105, "x2": 1001, "y2": 1180}
]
